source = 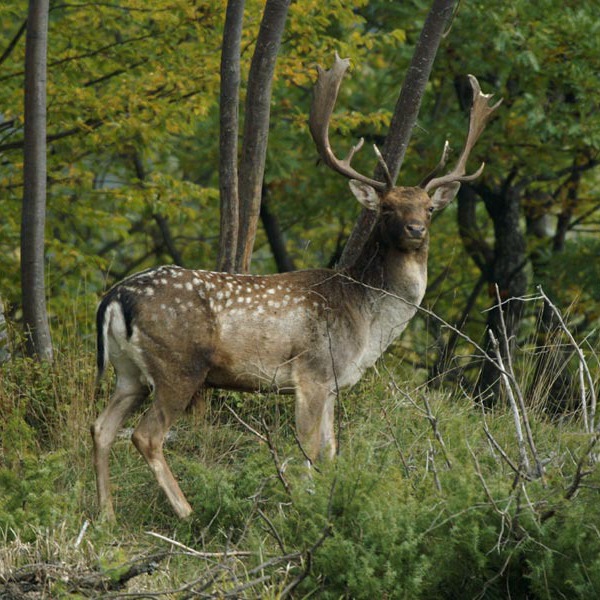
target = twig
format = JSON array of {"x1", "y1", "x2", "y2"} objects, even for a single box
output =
[
  {"x1": 427, "y1": 440, "x2": 442, "y2": 492},
  {"x1": 422, "y1": 393, "x2": 452, "y2": 469},
  {"x1": 377, "y1": 392, "x2": 411, "y2": 478},
  {"x1": 258, "y1": 508, "x2": 287, "y2": 555},
  {"x1": 145, "y1": 531, "x2": 252, "y2": 558},
  {"x1": 494, "y1": 285, "x2": 542, "y2": 477},
  {"x1": 489, "y1": 330, "x2": 530, "y2": 477},
  {"x1": 538, "y1": 286, "x2": 597, "y2": 431},
  {"x1": 262, "y1": 417, "x2": 292, "y2": 497},
  {"x1": 578, "y1": 361, "x2": 590, "y2": 433},
  {"x1": 224, "y1": 403, "x2": 267, "y2": 442}
]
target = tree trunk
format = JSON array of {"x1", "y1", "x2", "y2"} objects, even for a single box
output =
[
  {"x1": 236, "y1": 0, "x2": 290, "y2": 273},
  {"x1": 0, "y1": 298, "x2": 10, "y2": 364},
  {"x1": 218, "y1": 0, "x2": 245, "y2": 273},
  {"x1": 260, "y1": 188, "x2": 296, "y2": 273},
  {"x1": 476, "y1": 186, "x2": 527, "y2": 404},
  {"x1": 338, "y1": 0, "x2": 457, "y2": 268},
  {"x1": 21, "y1": 0, "x2": 53, "y2": 362}
]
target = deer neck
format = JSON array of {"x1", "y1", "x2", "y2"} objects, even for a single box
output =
[{"x1": 345, "y1": 231, "x2": 429, "y2": 305}]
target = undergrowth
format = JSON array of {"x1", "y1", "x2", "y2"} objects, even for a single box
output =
[{"x1": 1, "y1": 316, "x2": 599, "y2": 598}]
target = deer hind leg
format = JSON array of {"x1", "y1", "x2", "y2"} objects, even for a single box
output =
[
  {"x1": 294, "y1": 375, "x2": 337, "y2": 464},
  {"x1": 131, "y1": 379, "x2": 201, "y2": 518},
  {"x1": 92, "y1": 368, "x2": 149, "y2": 520}
]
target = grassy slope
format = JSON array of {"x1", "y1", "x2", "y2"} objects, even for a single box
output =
[{"x1": 1, "y1": 335, "x2": 599, "y2": 599}]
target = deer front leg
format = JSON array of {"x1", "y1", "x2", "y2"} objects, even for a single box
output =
[{"x1": 294, "y1": 375, "x2": 336, "y2": 464}]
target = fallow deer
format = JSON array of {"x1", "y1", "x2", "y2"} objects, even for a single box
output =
[{"x1": 92, "y1": 55, "x2": 501, "y2": 519}]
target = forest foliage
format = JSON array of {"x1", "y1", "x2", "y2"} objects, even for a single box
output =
[
  {"x1": 1, "y1": 0, "x2": 600, "y2": 597},
  {"x1": 1, "y1": 0, "x2": 597, "y2": 345}
]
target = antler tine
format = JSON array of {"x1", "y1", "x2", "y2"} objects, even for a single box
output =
[
  {"x1": 373, "y1": 144, "x2": 394, "y2": 188},
  {"x1": 425, "y1": 76, "x2": 503, "y2": 193},
  {"x1": 309, "y1": 53, "x2": 387, "y2": 192},
  {"x1": 419, "y1": 140, "x2": 451, "y2": 188}
]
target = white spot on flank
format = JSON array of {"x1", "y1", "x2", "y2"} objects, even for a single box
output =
[
  {"x1": 185, "y1": 282, "x2": 193, "y2": 291},
  {"x1": 193, "y1": 278, "x2": 201, "y2": 286},
  {"x1": 145, "y1": 287, "x2": 155, "y2": 296},
  {"x1": 174, "y1": 283, "x2": 183, "y2": 289},
  {"x1": 267, "y1": 289, "x2": 275, "y2": 295}
]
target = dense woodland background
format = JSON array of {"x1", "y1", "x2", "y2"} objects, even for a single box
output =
[{"x1": 1, "y1": 1, "x2": 600, "y2": 597}]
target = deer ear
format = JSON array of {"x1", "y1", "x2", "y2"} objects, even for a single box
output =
[
  {"x1": 349, "y1": 179, "x2": 380, "y2": 211},
  {"x1": 430, "y1": 182, "x2": 460, "y2": 210}
]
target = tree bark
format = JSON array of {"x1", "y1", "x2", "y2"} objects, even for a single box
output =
[
  {"x1": 260, "y1": 188, "x2": 296, "y2": 273},
  {"x1": 21, "y1": 0, "x2": 53, "y2": 362},
  {"x1": 0, "y1": 298, "x2": 10, "y2": 364},
  {"x1": 218, "y1": 0, "x2": 245, "y2": 273},
  {"x1": 476, "y1": 185, "x2": 528, "y2": 405},
  {"x1": 236, "y1": 0, "x2": 290, "y2": 273},
  {"x1": 338, "y1": 0, "x2": 457, "y2": 268}
]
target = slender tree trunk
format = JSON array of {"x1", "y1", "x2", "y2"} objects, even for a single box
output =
[
  {"x1": 218, "y1": 0, "x2": 245, "y2": 273},
  {"x1": 236, "y1": 0, "x2": 290, "y2": 273},
  {"x1": 260, "y1": 188, "x2": 296, "y2": 273},
  {"x1": 339, "y1": 0, "x2": 457, "y2": 268},
  {"x1": 477, "y1": 186, "x2": 527, "y2": 405},
  {"x1": 0, "y1": 298, "x2": 10, "y2": 364},
  {"x1": 21, "y1": 0, "x2": 53, "y2": 362}
]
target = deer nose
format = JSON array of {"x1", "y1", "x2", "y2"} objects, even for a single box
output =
[{"x1": 405, "y1": 223, "x2": 426, "y2": 238}]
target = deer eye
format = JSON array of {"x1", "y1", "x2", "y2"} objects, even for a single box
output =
[{"x1": 428, "y1": 206, "x2": 435, "y2": 214}]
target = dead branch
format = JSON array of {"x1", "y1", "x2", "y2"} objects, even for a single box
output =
[{"x1": 537, "y1": 286, "x2": 597, "y2": 431}]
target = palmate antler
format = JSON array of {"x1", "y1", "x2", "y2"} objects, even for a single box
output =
[
  {"x1": 309, "y1": 53, "x2": 389, "y2": 192},
  {"x1": 310, "y1": 55, "x2": 501, "y2": 195},
  {"x1": 425, "y1": 75, "x2": 503, "y2": 193}
]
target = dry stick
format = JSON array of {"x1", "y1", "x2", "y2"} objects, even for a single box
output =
[
  {"x1": 258, "y1": 508, "x2": 286, "y2": 555},
  {"x1": 467, "y1": 442, "x2": 513, "y2": 553},
  {"x1": 224, "y1": 402, "x2": 267, "y2": 442},
  {"x1": 538, "y1": 285, "x2": 597, "y2": 431},
  {"x1": 482, "y1": 423, "x2": 527, "y2": 479},
  {"x1": 488, "y1": 330, "x2": 530, "y2": 476},
  {"x1": 377, "y1": 395, "x2": 412, "y2": 478},
  {"x1": 494, "y1": 285, "x2": 542, "y2": 477},
  {"x1": 291, "y1": 428, "x2": 321, "y2": 474},
  {"x1": 280, "y1": 477, "x2": 336, "y2": 598},
  {"x1": 541, "y1": 432, "x2": 600, "y2": 523},
  {"x1": 384, "y1": 365, "x2": 451, "y2": 469},
  {"x1": 422, "y1": 393, "x2": 452, "y2": 469},
  {"x1": 145, "y1": 531, "x2": 252, "y2": 558},
  {"x1": 262, "y1": 416, "x2": 292, "y2": 497},
  {"x1": 578, "y1": 361, "x2": 590, "y2": 433},
  {"x1": 427, "y1": 439, "x2": 442, "y2": 492}
]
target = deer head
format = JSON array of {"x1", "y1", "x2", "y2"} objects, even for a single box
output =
[{"x1": 309, "y1": 53, "x2": 502, "y2": 237}]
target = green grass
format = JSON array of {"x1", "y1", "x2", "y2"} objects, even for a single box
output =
[{"x1": 1, "y1": 331, "x2": 599, "y2": 598}]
